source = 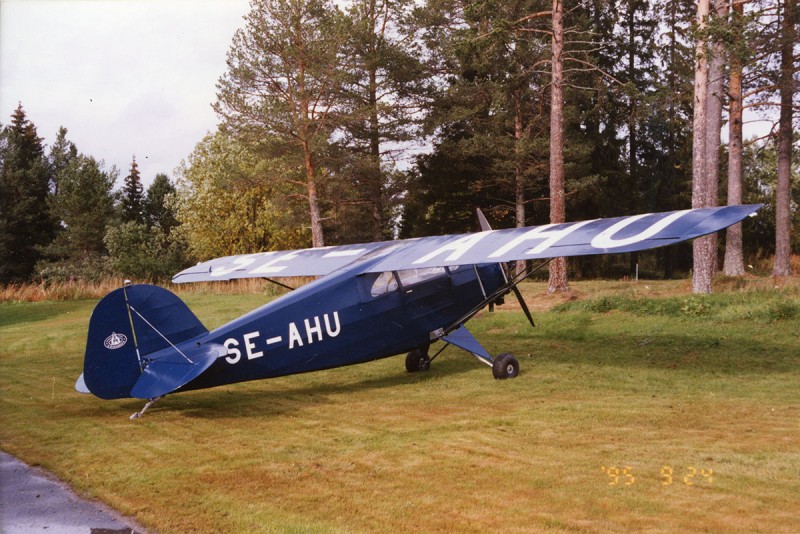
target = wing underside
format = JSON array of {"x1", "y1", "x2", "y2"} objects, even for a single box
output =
[{"x1": 172, "y1": 204, "x2": 761, "y2": 283}]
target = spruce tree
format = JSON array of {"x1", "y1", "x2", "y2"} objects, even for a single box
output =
[
  {"x1": 121, "y1": 156, "x2": 145, "y2": 223},
  {"x1": 48, "y1": 126, "x2": 77, "y2": 197},
  {"x1": 41, "y1": 155, "x2": 116, "y2": 268},
  {"x1": 0, "y1": 104, "x2": 55, "y2": 282}
]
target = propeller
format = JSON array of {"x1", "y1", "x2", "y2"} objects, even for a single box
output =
[{"x1": 476, "y1": 208, "x2": 534, "y2": 328}]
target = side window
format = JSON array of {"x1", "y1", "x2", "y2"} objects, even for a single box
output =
[
  {"x1": 370, "y1": 271, "x2": 399, "y2": 297},
  {"x1": 396, "y1": 267, "x2": 447, "y2": 288}
]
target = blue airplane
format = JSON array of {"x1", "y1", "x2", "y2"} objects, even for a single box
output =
[{"x1": 76, "y1": 205, "x2": 760, "y2": 418}]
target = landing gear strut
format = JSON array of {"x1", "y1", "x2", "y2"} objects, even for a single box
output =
[{"x1": 130, "y1": 395, "x2": 164, "y2": 420}]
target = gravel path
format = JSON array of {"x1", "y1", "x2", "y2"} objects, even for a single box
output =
[{"x1": 0, "y1": 450, "x2": 148, "y2": 534}]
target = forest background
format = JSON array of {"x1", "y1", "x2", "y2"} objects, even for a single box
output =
[{"x1": 1, "y1": 0, "x2": 797, "y2": 294}]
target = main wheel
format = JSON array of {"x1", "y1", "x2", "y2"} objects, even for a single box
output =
[
  {"x1": 405, "y1": 348, "x2": 431, "y2": 373},
  {"x1": 492, "y1": 353, "x2": 519, "y2": 379}
]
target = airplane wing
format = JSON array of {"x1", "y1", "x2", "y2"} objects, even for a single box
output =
[
  {"x1": 172, "y1": 242, "x2": 393, "y2": 283},
  {"x1": 172, "y1": 204, "x2": 761, "y2": 283}
]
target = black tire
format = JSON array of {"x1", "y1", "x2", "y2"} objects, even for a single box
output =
[
  {"x1": 492, "y1": 353, "x2": 519, "y2": 379},
  {"x1": 405, "y1": 348, "x2": 431, "y2": 373}
]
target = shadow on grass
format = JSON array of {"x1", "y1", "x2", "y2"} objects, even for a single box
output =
[{"x1": 103, "y1": 354, "x2": 479, "y2": 420}]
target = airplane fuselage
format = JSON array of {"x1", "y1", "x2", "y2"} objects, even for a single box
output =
[{"x1": 182, "y1": 258, "x2": 507, "y2": 392}]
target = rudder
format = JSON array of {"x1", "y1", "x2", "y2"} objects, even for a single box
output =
[{"x1": 82, "y1": 284, "x2": 208, "y2": 399}]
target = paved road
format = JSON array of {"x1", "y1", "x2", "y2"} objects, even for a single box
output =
[{"x1": 0, "y1": 451, "x2": 147, "y2": 533}]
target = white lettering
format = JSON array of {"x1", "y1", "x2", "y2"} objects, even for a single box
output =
[
  {"x1": 305, "y1": 316, "x2": 323, "y2": 344},
  {"x1": 412, "y1": 232, "x2": 489, "y2": 265},
  {"x1": 489, "y1": 219, "x2": 595, "y2": 258},
  {"x1": 243, "y1": 331, "x2": 263, "y2": 360},
  {"x1": 590, "y1": 210, "x2": 691, "y2": 249},
  {"x1": 288, "y1": 323, "x2": 304, "y2": 349},
  {"x1": 323, "y1": 248, "x2": 366, "y2": 258},
  {"x1": 250, "y1": 252, "x2": 300, "y2": 275},
  {"x1": 224, "y1": 338, "x2": 241, "y2": 364},
  {"x1": 324, "y1": 312, "x2": 341, "y2": 337},
  {"x1": 210, "y1": 256, "x2": 258, "y2": 278}
]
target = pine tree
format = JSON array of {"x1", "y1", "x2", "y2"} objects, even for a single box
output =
[
  {"x1": 723, "y1": 0, "x2": 747, "y2": 276},
  {"x1": 215, "y1": 0, "x2": 349, "y2": 248},
  {"x1": 339, "y1": 0, "x2": 426, "y2": 241},
  {"x1": 406, "y1": 0, "x2": 552, "y2": 238},
  {"x1": 547, "y1": 0, "x2": 568, "y2": 293},
  {"x1": 773, "y1": 0, "x2": 796, "y2": 276},
  {"x1": 121, "y1": 156, "x2": 145, "y2": 223},
  {"x1": 0, "y1": 104, "x2": 55, "y2": 282}
]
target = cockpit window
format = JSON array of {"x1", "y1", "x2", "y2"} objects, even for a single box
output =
[
  {"x1": 370, "y1": 271, "x2": 399, "y2": 297},
  {"x1": 369, "y1": 267, "x2": 448, "y2": 297},
  {"x1": 396, "y1": 267, "x2": 447, "y2": 288}
]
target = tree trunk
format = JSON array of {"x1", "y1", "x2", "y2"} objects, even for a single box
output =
[
  {"x1": 703, "y1": 0, "x2": 727, "y2": 276},
  {"x1": 773, "y1": 0, "x2": 795, "y2": 276},
  {"x1": 547, "y1": 0, "x2": 568, "y2": 294},
  {"x1": 663, "y1": 0, "x2": 679, "y2": 281},
  {"x1": 627, "y1": 4, "x2": 638, "y2": 198},
  {"x1": 514, "y1": 90, "x2": 527, "y2": 278},
  {"x1": 627, "y1": 5, "x2": 638, "y2": 280},
  {"x1": 723, "y1": 0, "x2": 745, "y2": 276},
  {"x1": 691, "y1": 0, "x2": 712, "y2": 294},
  {"x1": 368, "y1": 64, "x2": 384, "y2": 242},
  {"x1": 304, "y1": 140, "x2": 325, "y2": 248}
]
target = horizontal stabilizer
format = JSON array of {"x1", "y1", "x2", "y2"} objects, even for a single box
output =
[
  {"x1": 130, "y1": 344, "x2": 225, "y2": 399},
  {"x1": 75, "y1": 373, "x2": 90, "y2": 394}
]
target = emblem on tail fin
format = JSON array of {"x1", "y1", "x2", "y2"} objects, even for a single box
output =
[{"x1": 103, "y1": 332, "x2": 128, "y2": 350}]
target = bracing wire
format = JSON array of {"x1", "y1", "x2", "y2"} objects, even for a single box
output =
[{"x1": 128, "y1": 305, "x2": 195, "y2": 365}]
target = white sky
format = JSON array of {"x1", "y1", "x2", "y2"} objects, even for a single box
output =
[
  {"x1": 1, "y1": 0, "x2": 778, "y2": 191},
  {"x1": 0, "y1": 0, "x2": 249, "y2": 187}
]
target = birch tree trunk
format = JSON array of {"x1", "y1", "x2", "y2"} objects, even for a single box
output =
[
  {"x1": 547, "y1": 0, "x2": 568, "y2": 294},
  {"x1": 691, "y1": 0, "x2": 712, "y2": 294},
  {"x1": 702, "y1": 0, "x2": 727, "y2": 275}
]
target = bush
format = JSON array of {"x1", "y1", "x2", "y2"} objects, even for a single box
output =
[
  {"x1": 34, "y1": 254, "x2": 116, "y2": 284},
  {"x1": 104, "y1": 221, "x2": 189, "y2": 282}
]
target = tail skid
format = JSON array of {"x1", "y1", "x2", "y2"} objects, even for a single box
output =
[{"x1": 80, "y1": 284, "x2": 222, "y2": 400}]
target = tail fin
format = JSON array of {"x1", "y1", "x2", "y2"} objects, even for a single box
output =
[{"x1": 81, "y1": 284, "x2": 219, "y2": 399}]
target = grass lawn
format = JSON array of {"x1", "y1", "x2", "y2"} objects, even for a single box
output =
[{"x1": 1, "y1": 279, "x2": 799, "y2": 533}]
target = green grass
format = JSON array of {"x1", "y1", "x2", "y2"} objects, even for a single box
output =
[{"x1": 1, "y1": 280, "x2": 799, "y2": 533}]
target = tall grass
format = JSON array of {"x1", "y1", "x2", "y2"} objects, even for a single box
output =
[{"x1": 0, "y1": 277, "x2": 313, "y2": 303}]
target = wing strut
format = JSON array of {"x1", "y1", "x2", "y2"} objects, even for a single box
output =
[{"x1": 262, "y1": 277, "x2": 296, "y2": 291}]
